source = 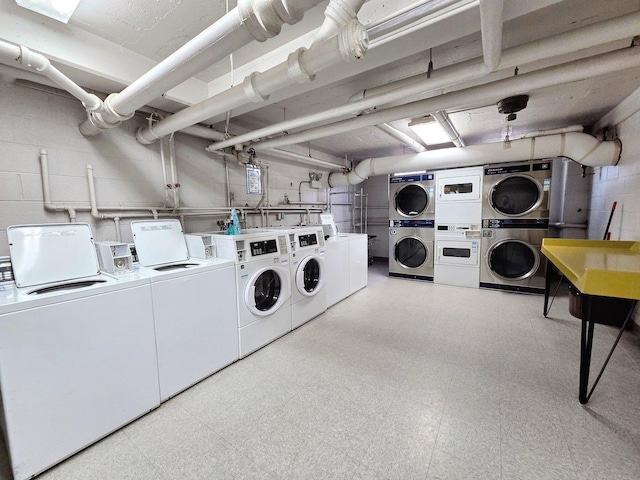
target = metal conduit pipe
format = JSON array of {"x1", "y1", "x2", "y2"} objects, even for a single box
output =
[
  {"x1": 1, "y1": 41, "x2": 102, "y2": 111},
  {"x1": 207, "y1": 10, "x2": 640, "y2": 153},
  {"x1": 79, "y1": 0, "x2": 326, "y2": 136},
  {"x1": 137, "y1": 20, "x2": 369, "y2": 144},
  {"x1": 375, "y1": 124, "x2": 426, "y2": 152},
  {"x1": 250, "y1": 46, "x2": 640, "y2": 151},
  {"x1": 523, "y1": 125, "x2": 584, "y2": 138},
  {"x1": 327, "y1": 132, "x2": 621, "y2": 187},
  {"x1": 432, "y1": 110, "x2": 465, "y2": 147}
]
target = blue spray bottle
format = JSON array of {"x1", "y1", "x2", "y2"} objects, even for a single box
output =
[{"x1": 227, "y1": 208, "x2": 242, "y2": 235}]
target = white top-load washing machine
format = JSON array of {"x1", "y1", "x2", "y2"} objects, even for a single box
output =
[
  {"x1": 0, "y1": 224, "x2": 160, "y2": 480},
  {"x1": 131, "y1": 220, "x2": 238, "y2": 402},
  {"x1": 211, "y1": 230, "x2": 291, "y2": 358}
]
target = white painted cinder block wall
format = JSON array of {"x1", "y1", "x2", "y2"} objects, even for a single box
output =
[
  {"x1": 589, "y1": 106, "x2": 640, "y2": 329},
  {"x1": 0, "y1": 81, "x2": 346, "y2": 256}
]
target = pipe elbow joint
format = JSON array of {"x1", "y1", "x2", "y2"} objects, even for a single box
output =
[
  {"x1": 337, "y1": 20, "x2": 369, "y2": 62},
  {"x1": 136, "y1": 126, "x2": 161, "y2": 145},
  {"x1": 19, "y1": 45, "x2": 49, "y2": 72},
  {"x1": 238, "y1": 0, "x2": 305, "y2": 42}
]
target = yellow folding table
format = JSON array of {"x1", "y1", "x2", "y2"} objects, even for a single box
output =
[{"x1": 541, "y1": 239, "x2": 640, "y2": 404}]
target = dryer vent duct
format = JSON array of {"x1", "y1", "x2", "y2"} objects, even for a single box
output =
[{"x1": 327, "y1": 132, "x2": 621, "y2": 187}]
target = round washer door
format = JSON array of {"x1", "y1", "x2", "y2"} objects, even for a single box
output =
[
  {"x1": 489, "y1": 175, "x2": 543, "y2": 216},
  {"x1": 395, "y1": 183, "x2": 429, "y2": 217},
  {"x1": 245, "y1": 266, "x2": 291, "y2": 316},
  {"x1": 487, "y1": 239, "x2": 540, "y2": 281},
  {"x1": 296, "y1": 255, "x2": 325, "y2": 297},
  {"x1": 394, "y1": 236, "x2": 428, "y2": 269}
]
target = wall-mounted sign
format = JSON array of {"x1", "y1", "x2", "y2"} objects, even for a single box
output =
[{"x1": 246, "y1": 164, "x2": 262, "y2": 195}]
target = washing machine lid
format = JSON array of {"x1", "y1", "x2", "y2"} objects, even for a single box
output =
[
  {"x1": 131, "y1": 220, "x2": 190, "y2": 267},
  {"x1": 7, "y1": 223, "x2": 101, "y2": 287}
]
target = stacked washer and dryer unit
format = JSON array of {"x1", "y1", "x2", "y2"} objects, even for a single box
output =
[
  {"x1": 480, "y1": 159, "x2": 552, "y2": 293},
  {"x1": 388, "y1": 173, "x2": 436, "y2": 281}
]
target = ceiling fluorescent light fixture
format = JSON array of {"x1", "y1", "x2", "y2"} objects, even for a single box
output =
[
  {"x1": 408, "y1": 116, "x2": 452, "y2": 146},
  {"x1": 16, "y1": 0, "x2": 81, "y2": 23}
]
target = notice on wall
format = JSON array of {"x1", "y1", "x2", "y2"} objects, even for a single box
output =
[{"x1": 246, "y1": 164, "x2": 262, "y2": 195}]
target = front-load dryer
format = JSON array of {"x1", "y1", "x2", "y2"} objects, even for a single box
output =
[
  {"x1": 482, "y1": 159, "x2": 552, "y2": 220},
  {"x1": 131, "y1": 220, "x2": 238, "y2": 402},
  {"x1": 211, "y1": 231, "x2": 291, "y2": 358},
  {"x1": 389, "y1": 219, "x2": 434, "y2": 281},
  {"x1": 480, "y1": 221, "x2": 548, "y2": 293},
  {"x1": 0, "y1": 223, "x2": 160, "y2": 480},
  {"x1": 389, "y1": 172, "x2": 436, "y2": 221}
]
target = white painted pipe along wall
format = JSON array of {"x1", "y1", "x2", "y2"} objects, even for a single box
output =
[
  {"x1": 327, "y1": 132, "x2": 622, "y2": 186},
  {"x1": 205, "y1": 10, "x2": 640, "y2": 152},
  {"x1": 136, "y1": 19, "x2": 369, "y2": 144},
  {"x1": 78, "y1": 0, "x2": 326, "y2": 136}
]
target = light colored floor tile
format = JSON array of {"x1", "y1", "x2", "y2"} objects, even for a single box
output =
[
  {"x1": 426, "y1": 448, "x2": 500, "y2": 480},
  {"x1": 282, "y1": 436, "x2": 362, "y2": 479},
  {"x1": 501, "y1": 439, "x2": 578, "y2": 480},
  {"x1": 500, "y1": 407, "x2": 571, "y2": 457},
  {"x1": 383, "y1": 396, "x2": 443, "y2": 443},
  {"x1": 435, "y1": 417, "x2": 501, "y2": 472},
  {"x1": 361, "y1": 426, "x2": 434, "y2": 480}
]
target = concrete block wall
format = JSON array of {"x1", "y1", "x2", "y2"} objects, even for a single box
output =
[
  {"x1": 0, "y1": 81, "x2": 344, "y2": 257},
  {"x1": 589, "y1": 107, "x2": 640, "y2": 328}
]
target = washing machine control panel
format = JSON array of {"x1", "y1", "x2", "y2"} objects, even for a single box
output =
[
  {"x1": 482, "y1": 218, "x2": 550, "y2": 229},
  {"x1": 250, "y1": 239, "x2": 278, "y2": 256}
]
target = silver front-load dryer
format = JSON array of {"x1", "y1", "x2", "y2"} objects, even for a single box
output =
[
  {"x1": 389, "y1": 220, "x2": 434, "y2": 281},
  {"x1": 480, "y1": 221, "x2": 548, "y2": 293},
  {"x1": 389, "y1": 173, "x2": 435, "y2": 221},
  {"x1": 482, "y1": 160, "x2": 552, "y2": 220}
]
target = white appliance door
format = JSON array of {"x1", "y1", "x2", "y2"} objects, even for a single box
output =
[
  {"x1": 245, "y1": 266, "x2": 291, "y2": 316},
  {"x1": 436, "y1": 173, "x2": 482, "y2": 203},
  {"x1": 296, "y1": 255, "x2": 325, "y2": 297},
  {"x1": 131, "y1": 220, "x2": 189, "y2": 266},
  {"x1": 436, "y1": 240, "x2": 479, "y2": 267}
]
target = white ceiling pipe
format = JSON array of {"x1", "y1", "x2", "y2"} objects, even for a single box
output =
[
  {"x1": 78, "y1": 0, "x2": 326, "y2": 137},
  {"x1": 432, "y1": 110, "x2": 464, "y2": 147},
  {"x1": 523, "y1": 125, "x2": 584, "y2": 138},
  {"x1": 250, "y1": 46, "x2": 640, "y2": 151},
  {"x1": 137, "y1": 20, "x2": 369, "y2": 145},
  {"x1": 328, "y1": 132, "x2": 621, "y2": 186},
  {"x1": 312, "y1": 0, "x2": 366, "y2": 46},
  {"x1": 1, "y1": 41, "x2": 102, "y2": 111},
  {"x1": 261, "y1": 148, "x2": 345, "y2": 171},
  {"x1": 479, "y1": 0, "x2": 503, "y2": 71},
  {"x1": 207, "y1": 10, "x2": 640, "y2": 153},
  {"x1": 375, "y1": 123, "x2": 426, "y2": 152}
]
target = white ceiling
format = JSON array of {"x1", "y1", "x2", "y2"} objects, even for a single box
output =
[{"x1": 1, "y1": 0, "x2": 640, "y2": 163}]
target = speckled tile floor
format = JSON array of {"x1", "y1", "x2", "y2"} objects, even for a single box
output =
[{"x1": 1, "y1": 259, "x2": 640, "y2": 480}]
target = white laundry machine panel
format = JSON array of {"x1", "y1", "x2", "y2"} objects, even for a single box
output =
[
  {"x1": 210, "y1": 231, "x2": 291, "y2": 358},
  {"x1": 480, "y1": 221, "x2": 548, "y2": 293},
  {"x1": 389, "y1": 220, "x2": 434, "y2": 281},
  {"x1": 434, "y1": 224, "x2": 481, "y2": 288},
  {"x1": 389, "y1": 172, "x2": 436, "y2": 221},
  {"x1": 324, "y1": 234, "x2": 350, "y2": 308},
  {"x1": 131, "y1": 220, "x2": 239, "y2": 401},
  {"x1": 483, "y1": 160, "x2": 552, "y2": 220},
  {"x1": 435, "y1": 167, "x2": 483, "y2": 224},
  {"x1": 346, "y1": 233, "x2": 369, "y2": 295},
  {"x1": 1, "y1": 224, "x2": 159, "y2": 480}
]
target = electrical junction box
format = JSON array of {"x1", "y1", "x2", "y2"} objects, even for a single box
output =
[
  {"x1": 95, "y1": 241, "x2": 133, "y2": 274},
  {"x1": 184, "y1": 234, "x2": 216, "y2": 260}
]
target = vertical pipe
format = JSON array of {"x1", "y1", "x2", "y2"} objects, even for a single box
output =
[{"x1": 114, "y1": 217, "x2": 122, "y2": 242}]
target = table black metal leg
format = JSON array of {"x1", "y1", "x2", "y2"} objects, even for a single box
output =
[
  {"x1": 543, "y1": 259, "x2": 552, "y2": 317},
  {"x1": 579, "y1": 294, "x2": 594, "y2": 404}
]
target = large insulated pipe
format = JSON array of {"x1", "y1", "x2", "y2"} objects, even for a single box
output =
[
  {"x1": 136, "y1": 20, "x2": 369, "y2": 144},
  {"x1": 251, "y1": 46, "x2": 640, "y2": 151},
  {"x1": 312, "y1": 0, "x2": 366, "y2": 46},
  {"x1": 328, "y1": 132, "x2": 621, "y2": 186},
  {"x1": 0, "y1": 42, "x2": 102, "y2": 111},
  {"x1": 79, "y1": 0, "x2": 326, "y2": 136},
  {"x1": 206, "y1": 11, "x2": 640, "y2": 152},
  {"x1": 479, "y1": 0, "x2": 504, "y2": 70}
]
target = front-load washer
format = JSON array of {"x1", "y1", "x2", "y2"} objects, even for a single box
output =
[
  {"x1": 0, "y1": 223, "x2": 159, "y2": 480},
  {"x1": 269, "y1": 226, "x2": 327, "y2": 329},
  {"x1": 131, "y1": 220, "x2": 238, "y2": 402},
  {"x1": 389, "y1": 219, "x2": 434, "y2": 281},
  {"x1": 480, "y1": 220, "x2": 549, "y2": 293},
  {"x1": 482, "y1": 159, "x2": 552, "y2": 220},
  {"x1": 211, "y1": 231, "x2": 291, "y2": 358},
  {"x1": 389, "y1": 172, "x2": 436, "y2": 221}
]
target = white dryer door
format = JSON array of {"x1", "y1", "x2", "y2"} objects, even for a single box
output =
[
  {"x1": 245, "y1": 266, "x2": 291, "y2": 317},
  {"x1": 295, "y1": 255, "x2": 325, "y2": 297}
]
